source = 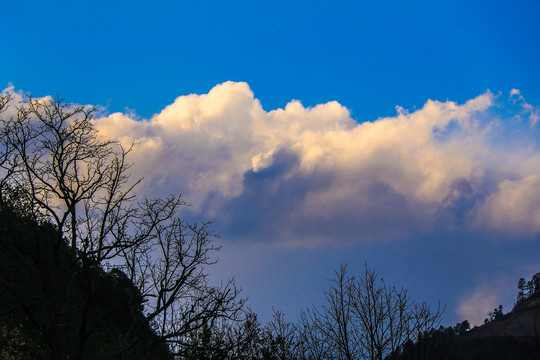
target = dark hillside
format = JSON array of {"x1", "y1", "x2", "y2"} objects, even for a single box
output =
[
  {"x1": 468, "y1": 291, "x2": 540, "y2": 339},
  {"x1": 391, "y1": 283, "x2": 540, "y2": 360},
  {"x1": 0, "y1": 195, "x2": 172, "y2": 359}
]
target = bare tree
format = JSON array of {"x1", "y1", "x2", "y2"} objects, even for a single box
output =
[
  {"x1": 262, "y1": 308, "x2": 301, "y2": 360},
  {"x1": 299, "y1": 308, "x2": 335, "y2": 360},
  {"x1": 349, "y1": 266, "x2": 410, "y2": 360},
  {"x1": 350, "y1": 265, "x2": 444, "y2": 360},
  {"x1": 119, "y1": 201, "x2": 244, "y2": 353},
  {"x1": 300, "y1": 265, "x2": 361, "y2": 360},
  {"x1": 0, "y1": 93, "x2": 244, "y2": 358},
  {"x1": 0, "y1": 94, "x2": 140, "y2": 260},
  {"x1": 300, "y1": 265, "x2": 444, "y2": 360},
  {"x1": 0, "y1": 92, "x2": 17, "y2": 206}
]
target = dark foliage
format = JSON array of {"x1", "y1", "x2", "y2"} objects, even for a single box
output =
[
  {"x1": 390, "y1": 326, "x2": 539, "y2": 360},
  {"x1": 389, "y1": 273, "x2": 540, "y2": 360},
  {"x1": 0, "y1": 190, "x2": 172, "y2": 359},
  {"x1": 516, "y1": 273, "x2": 540, "y2": 307},
  {"x1": 0, "y1": 92, "x2": 244, "y2": 359}
]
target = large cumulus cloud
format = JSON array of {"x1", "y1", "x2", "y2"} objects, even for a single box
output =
[{"x1": 88, "y1": 82, "x2": 540, "y2": 244}]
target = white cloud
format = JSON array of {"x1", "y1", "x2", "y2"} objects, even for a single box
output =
[
  {"x1": 6, "y1": 82, "x2": 540, "y2": 244},
  {"x1": 475, "y1": 174, "x2": 540, "y2": 236},
  {"x1": 94, "y1": 81, "x2": 358, "y2": 208},
  {"x1": 90, "y1": 81, "x2": 540, "y2": 243},
  {"x1": 509, "y1": 87, "x2": 540, "y2": 126}
]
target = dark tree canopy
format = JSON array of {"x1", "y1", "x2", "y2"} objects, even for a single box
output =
[{"x1": 0, "y1": 188, "x2": 171, "y2": 359}]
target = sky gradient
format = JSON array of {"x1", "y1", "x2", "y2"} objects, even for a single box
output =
[{"x1": 2, "y1": 0, "x2": 540, "y2": 326}]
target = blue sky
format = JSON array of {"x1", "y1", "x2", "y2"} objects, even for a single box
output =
[
  {"x1": 2, "y1": 0, "x2": 540, "y2": 326},
  {"x1": 4, "y1": 0, "x2": 539, "y2": 120}
]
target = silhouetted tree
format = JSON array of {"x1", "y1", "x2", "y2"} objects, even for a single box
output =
[
  {"x1": 261, "y1": 309, "x2": 301, "y2": 360},
  {"x1": 233, "y1": 310, "x2": 265, "y2": 359},
  {"x1": 299, "y1": 307, "x2": 333, "y2": 360},
  {"x1": 518, "y1": 277, "x2": 527, "y2": 303},
  {"x1": 0, "y1": 189, "x2": 174, "y2": 359},
  {"x1": 454, "y1": 320, "x2": 470, "y2": 336},
  {"x1": 0, "y1": 92, "x2": 244, "y2": 359},
  {"x1": 532, "y1": 273, "x2": 540, "y2": 294},
  {"x1": 484, "y1": 305, "x2": 504, "y2": 324},
  {"x1": 300, "y1": 265, "x2": 443, "y2": 360}
]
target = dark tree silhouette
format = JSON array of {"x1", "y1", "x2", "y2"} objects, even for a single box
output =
[
  {"x1": 518, "y1": 277, "x2": 527, "y2": 303},
  {"x1": 0, "y1": 92, "x2": 244, "y2": 359},
  {"x1": 299, "y1": 265, "x2": 444, "y2": 360}
]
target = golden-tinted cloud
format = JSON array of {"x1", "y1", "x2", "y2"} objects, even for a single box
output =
[{"x1": 7, "y1": 82, "x2": 540, "y2": 244}]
